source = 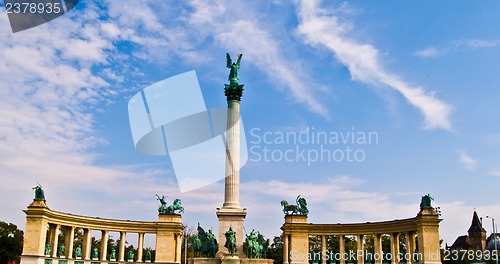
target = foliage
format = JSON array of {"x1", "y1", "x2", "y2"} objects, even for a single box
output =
[{"x1": 0, "y1": 221, "x2": 24, "y2": 264}]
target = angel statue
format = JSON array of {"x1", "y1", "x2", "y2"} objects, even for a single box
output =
[{"x1": 226, "y1": 53, "x2": 242, "y2": 85}]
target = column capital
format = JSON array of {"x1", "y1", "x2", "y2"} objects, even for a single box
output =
[{"x1": 224, "y1": 84, "x2": 244, "y2": 101}]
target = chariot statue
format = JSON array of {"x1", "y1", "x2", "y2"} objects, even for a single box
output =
[
  {"x1": 280, "y1": 195, "x2": 309, "y2": 215},
  {"x1": 156, "y1": 195, "x2": 184, "y2": 214},
  {"x1": 420, "y1": 194, "x2": 434, "y2": 209}
]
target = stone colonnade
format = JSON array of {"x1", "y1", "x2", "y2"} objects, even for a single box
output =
[
  {"x1": 281, "y1": 208, "x2": 441, "y2": 264},
  {"x1": 20, "y1": 200, "x2": 183, "y2": 264}
]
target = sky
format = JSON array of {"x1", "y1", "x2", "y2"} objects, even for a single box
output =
[{"x1": 1, "y1": 0, "x2": 500, "y2": 249}]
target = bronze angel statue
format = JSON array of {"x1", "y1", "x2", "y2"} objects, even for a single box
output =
[{"x1": 226, "y1": 53, "x2": 242, "y2": 85}]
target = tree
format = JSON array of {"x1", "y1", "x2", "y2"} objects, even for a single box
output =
[
  {"x1": 268, "y1": 235, "x2": 284, "y2": 264},
  {"x1": 0, "y1": 221, "x2": 24, "y2": 264}
]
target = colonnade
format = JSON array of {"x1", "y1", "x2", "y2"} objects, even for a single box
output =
[
  {"x1": 45, "y1": 224, "x2": 151, "y2": 262},
  {"x1": 281, "y1": 208, "x2": 441, "y2": 264},
  {"x1": 20, "y1": 199, "x2": 183, "y2": 264}
]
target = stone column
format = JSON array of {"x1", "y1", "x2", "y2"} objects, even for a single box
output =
[
  {"x1": 217, "y1": 82, "x2": 247, "y2": 258},
  {"x1": 339, "y1": 235, "x2": 346, "y2": 264},
  {"x1": 223, "y1": 100, "x2": 241, "y2": 208},
  {"x1": 405, "y1": 232, "x2": 415, "y2": 264},
  {"x1": 417, "y1": 208, "x2": 441, "y2": 264},
  {"x1": 138, "y1": 233, "x2": 144, "y2": 262},
  {"x1": 82, "y1": 229, "x2": 92, "y2": 260},
  {"x1": 390, "y1": 233, "x2": 399, "y2": 264},
  {"x1": 321, "y1": 235, "x2": 327, "y2": 264},
  {"x1": 51, "y1": 224, "x2": 60, "y2": 258},
  {"x1": 118, "y1": 231, "x2": 126, "y2": 262},
  {"x1": 65, "y1": 227, "x2": 75, "y2": 259},
  {"x1": 101, "y1": 230, "x2": 109, "y2": 261},
  {"x1": 357, "y1": 235, "x2": 364, "y2": 264},
  {"x1": 283, "y1": 234, "x2": 289, "y2": 264},
  {"x1": 176, "y1": 233, "x2": 182, "y2": 263},
  {"x1": 373, "y1": 234, "x2": 382, "y2": 264}
]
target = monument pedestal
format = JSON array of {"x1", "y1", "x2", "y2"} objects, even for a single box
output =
[{"x1": 216, "y1": 208, "x2": 247, "y2": 258}]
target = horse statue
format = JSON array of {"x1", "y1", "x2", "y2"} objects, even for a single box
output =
[
  {"x1": 190, "y1": 235, "x2": 202, "y2": 257},
  {"x1": 166, "y1": 198, "x2": 184, "y2": 214},
  {"x1": 224, "y1": 226, "x2": 237, "y2": 256},
  {"x1": 245, "y1": 230, "x2": 258, "y2": 258},
  {"x1": 195, "y1": 223, "x2": 217, "y2": 258},
  {"x1": 281, "y1": 195, "x2": 309, "y2": 215},
  {"x1": 257, "y1": 232, "x2": 270, "y2": 259}
]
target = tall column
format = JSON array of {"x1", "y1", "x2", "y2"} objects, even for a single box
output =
[
  {"x1": 65, "y1": 227, "x2": 75, "y2": 259},
  {"x1": 101, "y1": 230, "x2": 109, "y2": 261},
  {"x1": 357, "y1": 235, "x2": 364, "y2": 264},
  {"x1": 405, "y1": 232, "x2": 415, "y2": 264},
  {"x1": 82, "y1": 229, "x2": 92, "y2": 260},
  {"x1": 321, "y1": 235, "x2": 327, "y2": 264},
  {"x1": 339, "y1": 235, "x2": 346, "y2": 264},
  {"x1": 283, "y1": 234, "x2": 289, "y2": 264},
  {"x1": 390, "y1": 233, "x2": 400, "y2": 264},
  {"x1": 118, "y1": 231, "x2": 126, "y2": 262},
  {"x1": 138, "y1": 233, "x2": 145, "y2": 262},
  {"x1": 373, "y1": 234, "x2": 382, "y2": 264},
  {"x1": 51, "y1": 224, "x2": 60, "y2": 258},
  {"x1": 217, "y1": 74, "x2": 247, "y2": 258},
  {"x1": 223, "y1": 100, "x2": 241, "y2": 208}
]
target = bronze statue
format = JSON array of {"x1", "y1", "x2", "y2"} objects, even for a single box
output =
[
  {"x1": 92, "y1": 247, "x2": 99, "y2": 259},
  {"x1": 224, "y1": 226, "x2": 237, "y2": 256},
  {"x1": 74, "y1": 245, "x2": 82, "y2": 258},
  {"x1": 145, "y1": 250, "x2": 152, "y2": 261},
  {"x1": 420, "y1": 194, "x2": 434, "y2": 209},
  {"x1": 193, "y1": 223, "x2": 217, "y2": 258},
  {"x1": 33, "y1": 183, "x2": 45, "y2": 200},
  {"x1": 281, "y1": 195, "x2": 309, "y2": 215},
  {"x1": 128, "y1": 250, "x2": 134, "y2": 261},
  {"x1": 58, "y1": 244, "x2": 65, "y2": 257},
  {"x1": 245, "y1": 229, "x2": 258, "y2": 258},
  {"x1": 44, "y1": 243, "x2": 51, "y2": 255},
  {"x1": 156, "y1": 195, "x2": 184, "y2": 214},
  {"x1": 110, "y1": 248, "x2": 116, "y2": 260},
  {"x1": 226, "y1": 53, "x2": 242, "y2": 85}
]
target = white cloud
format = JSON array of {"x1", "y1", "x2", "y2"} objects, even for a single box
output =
[
  {"x1": 414, "y1": 47, "x2": 443, "y2": 58},
  {"x1": 415, "y1": 39, "x2": 499, "y2": 58},
  {"x1": 457, "y1": 150, "x2": 477, "y2": 170},
  {"x1": 294, "y1": 0, "x2": 452, "y2": 130},
  {"x1": 187, "y1": 0, "x2": 329, "y2": 118}
]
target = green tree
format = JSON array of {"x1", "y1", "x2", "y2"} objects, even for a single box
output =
[
  {"x1": 268, "y1": 235, "x2": 284, "y2": 264},
  {"x1": 0, "y1": 221, "x2": 24, "y2": 264}
]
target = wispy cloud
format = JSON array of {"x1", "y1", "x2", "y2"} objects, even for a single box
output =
[
  {"x1": 415, "y1": 39, "x2": 500, "y2": 58},
  {"x1": 294, "y1": 0, "x2": 452, "y2": 130},
  {"x1": 414, "y1": 47, "x2": 443, "y2": 58},
  {"x1": 457, "y1": 150, "x2": 477, "y2": 170},
  {"x1": 187, "y1": 0, "x2": 329, "y2": 118}
]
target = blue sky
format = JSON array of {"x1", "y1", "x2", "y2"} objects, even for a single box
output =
[{"x1": 1, "y1": 0, "x2": 500, "y2": 248}]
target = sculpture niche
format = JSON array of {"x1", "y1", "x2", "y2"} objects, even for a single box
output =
[
  {"x1": 156, "y1": 194, "x2": 184, "y2": 214},
  {"x1": 190, "y1": 223, "x2": 218, "y2": 258},
  {"x1": 280, "y1": 195, "x2": 309, "y2": 215}
]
